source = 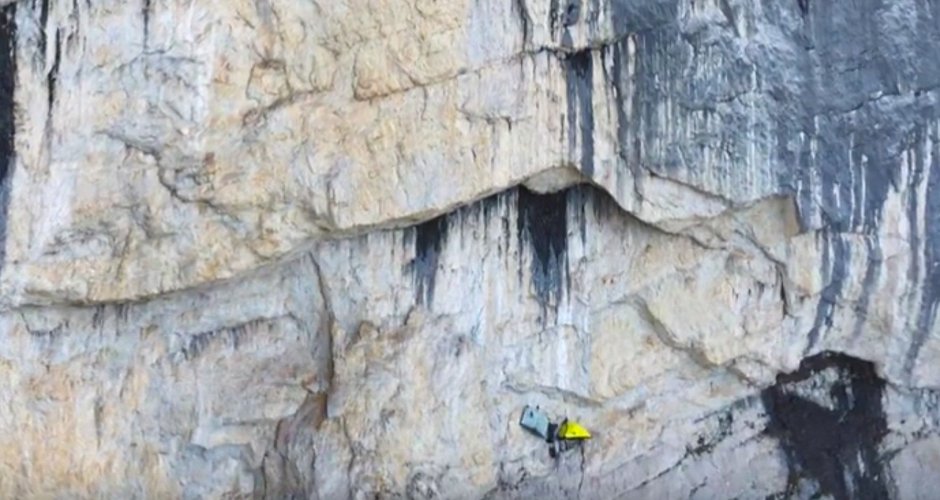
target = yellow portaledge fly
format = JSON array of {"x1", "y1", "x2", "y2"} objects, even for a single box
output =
[
  {"x1": 558, "y1": 419, "x2": 591, "y2": 440},
  {"x1": 519, "y1": 406, "x2": 592, "y2": 457}
]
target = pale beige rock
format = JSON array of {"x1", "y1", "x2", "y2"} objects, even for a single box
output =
[
  {"x1": 588, "y1": 304, "x2": 685, "y2": 401},
  {"x1": 1, "y1": 0, "x2": 794, "y2": 305},
  {"x1": 890, "y1": 435, "x2": 940, "y2": 500},
  {"x1": 0, "y1": 254, "x2": 329, "y2": 498},
  {"x1": 1, "y1": 0, "x2": 940, "y2": 498}
]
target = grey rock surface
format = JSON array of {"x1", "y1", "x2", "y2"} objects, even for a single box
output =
[{"x1": 1, "y1": 0, "x2": 940, "y2": 498}]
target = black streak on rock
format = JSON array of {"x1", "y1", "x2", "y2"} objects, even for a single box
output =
[
  {"x1": 905, "y1": 128, "x2": 940, "y2": 377},
  {"x1": 762, "y1": 352, "x2": 889, "y2": 500},
  {"x1": 562, "y1": 1, "x2": 579, "y2": 27},
  {"x1": 180, "y1": 320, "x2": 260, "y2": 361},
  {"x1": 797, "y1": 0, "x2": 809, "y2": 17},
  {"x1": 851, "y1": 237, "x2": 882, "y2": 341},
  {"x1": 906, "y1": 126, "x2": 926, "y2": 310},
  {"x1": 587, "y1": 0, "x2": 600, "y2": 32},
  {"x1": 37, "y1": 0, "x2": 49, "y2": 58},
  {"x1": 549, "y1": 0, "x2": 559, "y2": 38},
  {"x1": 411, "y1": 214, "x2": 448, "y2": 307},
  {"x1": 569, "y1": 183, "x2": 616, "y2": 249},
  {"x1": 609, "y1": 0, "x2": 678, "y2": 36},
  {"x1": 630, "y1": 27, "x2": 681, "y2": 177},
  {"x1": 517, "y1": 187, "x2": 569, "y2": 323},
  {"x1": 565, "y1": 50, "x2": 594, "y2": 178},
  {"x1": 792, "y1": 0, "x2": 917, "y2": 353},
  {"x1": 609, "y1": 41, "x2": 631, "y2": 166},
  {"x1": 0, "y1": 2, "x2": 15, "y2": 259},
  {"x1": 0, "y1": 3, "x2": 16, "y2": 282},
  {"x1": 688, "y1": 411, "x2": 734, "y2": 457},
  {"x1": 858, "y1": 153, "x2": 895, "y2": 236},
  {"x1": 142, "y1": 0, "x2": 152, "y2": 46},
  {"x1": 806, "y1": 231, "x2": 848, "y2": 351},
  {"x1": 608, "y1": 37, "x2": 650, "y2": 201},
  {"x1": 46, "y1": 28, "x2": 60, "y2": 117},
  {"x1": 570, "y1": 184, "x2": 588, "y2": 247},
  {"x1": 0, "y1": 4, "x2": 14, "y2": 185}
]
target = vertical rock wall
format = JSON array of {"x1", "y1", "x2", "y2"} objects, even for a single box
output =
[{"x1": 0, "y1": 0, "x2": 939, "y2": 498}]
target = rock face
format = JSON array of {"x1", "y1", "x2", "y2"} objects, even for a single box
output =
[{"x1": 1, "y1": 0, "x2": 940, "y2": 497}]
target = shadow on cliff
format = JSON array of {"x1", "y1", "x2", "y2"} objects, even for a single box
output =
[{"x1": 762, "y1": 351, "x2": 889, "y2": 499}]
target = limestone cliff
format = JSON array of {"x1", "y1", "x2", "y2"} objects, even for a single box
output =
[{"x1": 1, "y1": 0, "x2": 939, "y2": 498}]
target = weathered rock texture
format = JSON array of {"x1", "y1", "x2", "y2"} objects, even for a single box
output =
[{"x1": 1, "y1": 0, "x2": 940, "y2": 498}]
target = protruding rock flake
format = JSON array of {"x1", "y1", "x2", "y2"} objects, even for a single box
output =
[{"x1": 1, "y1": 0, "x2": 940, "y2": 497}]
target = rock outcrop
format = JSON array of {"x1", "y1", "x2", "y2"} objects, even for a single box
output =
[{"x1": 1, "y1": 0, "x2": 940, "y2": 497}]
